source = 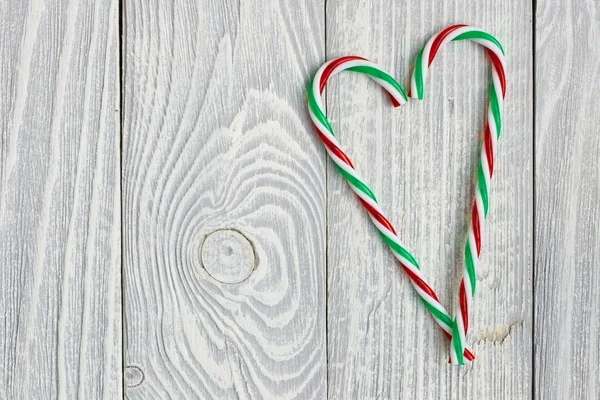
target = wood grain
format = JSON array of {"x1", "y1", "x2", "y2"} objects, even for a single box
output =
[
  {"x1": 122, "y1": 0, "x2": 326, "y2": 398},
  {"x1": 534, "y1": 0, "x2": 600, "y2": 399},
  {"x1": 6, "y1": 1, "x2": 599, "y2": 398},
  {"x1": 325, "y1": 1, "x2": 533, "y2": 398},
  {"x1": 0, "y1": 0, "x2": 122, "y2": 399}
]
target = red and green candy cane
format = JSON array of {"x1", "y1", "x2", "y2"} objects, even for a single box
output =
[
  {"x1": 307, "y1": 56, "x2": 475, "y2": 361},
  {"x1": 409, "y1": 25, "x2": 506, "y2": 364}
]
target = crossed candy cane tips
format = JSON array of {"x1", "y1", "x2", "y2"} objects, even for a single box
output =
[
  {"x1": 307, "y1": 55, "x2": 475, "y2": 362},
  {"x1": 410, "y1": 25, "x2": 506, "y2": 365}
]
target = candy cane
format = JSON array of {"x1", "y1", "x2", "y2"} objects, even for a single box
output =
[
  {"x1": 307, "y1": 56, "x2": 474, "y2": 361},
  {"x1": 409, "y1": 25, "x2": 506, "y2": 365}
]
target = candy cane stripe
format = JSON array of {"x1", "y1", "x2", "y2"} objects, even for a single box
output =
[
  {"x1": 484, "y1": 126, "x2": 495, "y2": 175},
  {"x1": 307, "y1": 56, "x2": 474, "y2": 361},
  {"x1": 428, "y1": 25, "x2": 466, "y2": 64},
  {"x1": 359, "y1": 199, "x2": 397, "y2": 234},
  {"x1": 454, "y1": 31, "x2": 504, "y2": 53},
  {"x1": 319, "y1": 56, "x2": 367, "y2": 91},
  {"x1": 490, "y1": 87, "x2": 502, "y2": 132},
  {"x1": 472, "y1": 204, "x2": 482, "y2": 253},
  {"x1": 336, "y1": 166, "x2": 378, "y2": 202},
  {"x1": 410, "y1": 25, "x2": 506, "y2": 364},
  {"x1": 489, "y1": 53, "x2": 507, "y2": 96},
  {"x1": 316, "y1": 130, "x2": 354, "y2": 168}
]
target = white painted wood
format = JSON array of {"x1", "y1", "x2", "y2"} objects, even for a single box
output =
[
  {"x1": 0, "y1": 0, "x2": 122, "y2": 399},
  {"x1": 9, "y1": 1, "x2": 600, "y2": 398},
  {"x1": 534, "y1": 1, "x2": 600, "y2": 399},
  {"x1": 325, "y1": 1, "x2": 533, "y2": 398},
  {"x1": 122, "y1": 0, "x2": 326, "y2": 398}
]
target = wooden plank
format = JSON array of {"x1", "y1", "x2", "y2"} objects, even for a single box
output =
[
  {"x1": 122, "y1": 1, "x2": 326, "y2": 398},
  {"x1": 0, "y1": 0, "x2": 122, "y2": 399},
  {"x1": 325, "y1": 1, "x2": 532, "y2": 398},
  {"x1": 534, "y1": 1, "x2": 600, "y2": 398}
]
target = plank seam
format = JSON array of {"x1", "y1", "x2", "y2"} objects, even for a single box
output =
[
  {"x1": 118, "y1": 0, "x2": 126, "y2": 398},
  {"x1": 531, "y1": 0, "x2": 537, "y2": 398}
]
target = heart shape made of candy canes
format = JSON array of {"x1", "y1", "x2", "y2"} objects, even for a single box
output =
[{"x1": 307, "y1": 25, "x2": 506, "y2": 365}]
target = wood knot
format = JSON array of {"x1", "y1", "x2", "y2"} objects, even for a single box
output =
[
  {"x1": 201, "y1": 229, "x2": 255, "y2": 283},
  {"x1": 125, "y1": 365, "x2": 144, "y2": 388}
]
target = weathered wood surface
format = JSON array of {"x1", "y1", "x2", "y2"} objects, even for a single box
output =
[
  {"x1": 0, "y1": 0, "x2": 122, "y2": 399},
  {"x1": 325, "y1": 1, "x2": 533, "y2": 399},
  {"x1": 534, "y1": 1, "x2": 600, "y2": 399},
  {"x1": 122, "y1": 0, "x2": 326, "y2": 398},
  {"x1": 4, "y1": 0, "x2": 600, "y2": 398}
]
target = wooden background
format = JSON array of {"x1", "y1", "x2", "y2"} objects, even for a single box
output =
[{"x1": 0, "y1": 0, "x2": 598, "y2": 399}]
